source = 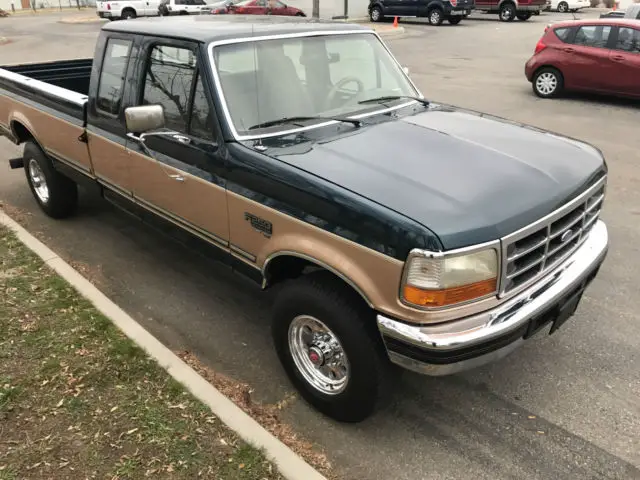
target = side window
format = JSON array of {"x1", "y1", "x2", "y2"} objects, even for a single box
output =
[
  {"x1": 142, "y1": 45, "x2": 196, "y2": 133},
  {"x1": 615, "y1": 27, "x2": 640, "y2": 53},
  {"x1": 573, "y1": 25, "x2": 611, "y2": 48},
  {"x1": 554, "y1": 27, "x2": 572, "y2": 43},
  {"x1": 96, "y1": 38, "x2": 132, "y2": 115},
  {"x1": 189, "y1": 73, "x2": 214, "y2": 140}
]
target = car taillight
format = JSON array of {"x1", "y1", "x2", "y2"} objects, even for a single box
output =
[
  {"x1": 534, "y1": 39, "x2": 546, "y2": 54},
  {"x1": 451, "y1": 0, "x2": 457, "y2": 5},
  {"x1": 107, "y1": 3, "x2": 110, "y2": 9}
]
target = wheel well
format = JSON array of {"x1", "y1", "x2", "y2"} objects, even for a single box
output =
[
  {"x1": 533, "y1": 65, "x2": 563, "y2": 80},
  {"x1": 499, "y1": 0, "x2": 515, "y2": 7},
  {"x1": 122, "y1": 7, "x2": 136, "y2": 13},
  {"x1": 11, "y1": 120, "x2": 34, "y2": 144},
  {"x1": 263, "y1": 254, "x2": 373, "y2": 309}
]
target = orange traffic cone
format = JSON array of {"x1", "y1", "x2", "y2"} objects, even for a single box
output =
[{"x1": 393, "y1": 16, "x2": 398, "y2": 27}]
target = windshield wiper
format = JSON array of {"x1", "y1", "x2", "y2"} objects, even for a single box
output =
[
  {"x1": 358, "y1": 95, "x2": 430, "y2": 106},
  {"x1": 248, "y1": 115, "x2": 362, "y2": 131}
]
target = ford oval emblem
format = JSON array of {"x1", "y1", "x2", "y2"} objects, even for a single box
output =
[{"x1": 560, "y1": 230, "x2": 573, "y2": 243}]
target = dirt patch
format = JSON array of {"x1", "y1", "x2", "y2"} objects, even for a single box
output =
[{"x1": 0, "y1": 227, "x2": 285, "y2": 480}]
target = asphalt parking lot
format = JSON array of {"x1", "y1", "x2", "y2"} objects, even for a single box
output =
[{"x1": 1, "y1": 10, "x2": 640, "y2": 480}]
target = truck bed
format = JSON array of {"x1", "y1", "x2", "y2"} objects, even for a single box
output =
[
  {"x1": 0, "y1": 59, "x2": 91, "y2": 123},
  {"x1": 0, "y1": 59, "x2": 93, "y2": 173}
]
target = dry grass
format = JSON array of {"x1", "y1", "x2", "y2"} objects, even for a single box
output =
[{"x1": 0, "y1": 226, "x2": 283, "y2": 480}]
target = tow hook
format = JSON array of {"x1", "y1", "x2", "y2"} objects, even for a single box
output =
[{"x1": 9, "y1": 157, "x2": 24, "y2": 169}]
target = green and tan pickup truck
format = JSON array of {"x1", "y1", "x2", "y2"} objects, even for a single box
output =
[{"x1": 0, "y1": 15, "x2": 609, "y2": 422}]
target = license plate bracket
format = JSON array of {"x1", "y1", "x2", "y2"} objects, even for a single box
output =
[{"x1": 549, "y1": 288, "x2": 583, "y2": 335}]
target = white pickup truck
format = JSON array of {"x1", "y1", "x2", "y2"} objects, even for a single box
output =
[{"x1": 96, "y1": 0, "x2": 161, "y2": 20}]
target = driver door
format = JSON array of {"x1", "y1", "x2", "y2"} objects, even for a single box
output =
[{"x1": 126, "y1": 39, "x2": 229, "y2": 248}]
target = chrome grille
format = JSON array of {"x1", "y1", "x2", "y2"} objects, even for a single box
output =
[{"x1": 500, "y1": 177, "x2": 606, "y2": 295}]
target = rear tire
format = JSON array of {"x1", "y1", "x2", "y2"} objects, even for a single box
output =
[
  {"x1": 532, "y1": 67, "x2": 564, "y2": 98},
  {"x1": 516, "y1": 12, "x2": 532, "y2": 20},
  {"x1": 369, "y1": 5, "x2": 383, "y2": 22},
  {"x1": 427, "y1": 7, "x2": 444, "y2": 25},
  {"x1": 121, "y1": 8, "x2": 136, "y2": 19},
  {"x1": 271, "y1": 272, "x2": 395, "y2": 423},
  {"x1": 448, "y1": 16, "x2": 463, "y2": 24},
  {"x1": 557, "y1": 1, "x2": 568, "y2": 12},
  {"x1": 23, "y1": 141, "x2": 78, "y2": 219},
  {"x1": 499, "y1": 2, "x2": 516, "y2": 21}
]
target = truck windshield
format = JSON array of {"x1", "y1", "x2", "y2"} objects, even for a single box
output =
[{"x1": 210, "y1": 32, "x2": 420, "y2": 138}]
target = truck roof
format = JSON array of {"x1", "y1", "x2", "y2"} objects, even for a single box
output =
[{"x1": 101, "y1": 15, "x2": 371, "y2": 44}]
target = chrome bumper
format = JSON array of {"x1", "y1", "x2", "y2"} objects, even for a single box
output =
[{"x1": 377, "y1": 220, "x2": 608, "y2": 376}]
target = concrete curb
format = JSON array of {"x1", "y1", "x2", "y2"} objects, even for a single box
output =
[{"x1": 0, "y1": 209, "x2": 326, "y2": 480}]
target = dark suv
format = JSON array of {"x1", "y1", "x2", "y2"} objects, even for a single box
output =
[{"x1": 369, "y1": 0, "x2": 474, "y2": 25}]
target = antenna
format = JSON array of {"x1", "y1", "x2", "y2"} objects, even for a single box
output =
[{"x1": 251, "y1": 23, "x2": 264, "y2": 150}]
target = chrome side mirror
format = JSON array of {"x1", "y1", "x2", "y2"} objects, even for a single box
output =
[
  {"x1": 125, "y1": 104, "x2": 165, "y2": 134},
  {"x1": 402, "y1": 66, "x2": 410, "y2": 76}
]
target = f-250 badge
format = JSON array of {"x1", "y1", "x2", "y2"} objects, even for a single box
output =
[{"x1": 244, "y1": 213, "x2": 272, "y2": 238}]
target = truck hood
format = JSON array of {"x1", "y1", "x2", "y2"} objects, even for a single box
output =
[{"x1": 266, "y1": 105, "x2": 606, "y2": 250}]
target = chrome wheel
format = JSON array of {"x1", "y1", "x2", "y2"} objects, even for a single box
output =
[
  {"x1": 536, "y1": 72, "x2": 558, "y2": 96},
  {"x1": 288, "y1": 315, "x2": 350, "y2": 395},
  {"x1": 28, "y1": 159, "x2": 49, "y2": 204},
  {"x1": 429, "y1": 9, "x2": 442, "y2": 24}
]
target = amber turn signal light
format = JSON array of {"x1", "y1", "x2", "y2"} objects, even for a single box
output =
[{"x1": 403, "y1": 277, "x2": 497, "y2": 308}]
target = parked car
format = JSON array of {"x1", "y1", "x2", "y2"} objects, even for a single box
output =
[
  {"x1": 227, "y1": 0, "x2": 305, "y2": 15},
  {"x1": 159, "y1": 0, "x2": 210, "y2": 15},
  {"x1": 1, "y1": 16, "x2": 609, "y2": 423},
  {"x1": 96, "y1": 0, "x2": 161, "y2": 19},
  {"x1": 525, "y1": 19, "x2": 640, "y2": 99},
  {"x1": 474, "y1": 0, "x2": 546, "y2": 21},
  {"x1": 550, "y1": 0, "x2": 590, "y2": 13},
  {"x1": 368, "y1": 0, "x2": 474, "y2": 26},
  {"x1": 203, "y1": 0, "x2": 242, "y2": 14},
  {"x1": 600, "y1": 3, "x2": 640, "y2": 19}
]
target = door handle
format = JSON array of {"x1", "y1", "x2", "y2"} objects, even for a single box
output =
[
  {"x1": 611, "y1": 55, "x2": 625, "y2": 61},
  {"x1": 169, "y1": 174, "x2": 185, "y2": 182},
  {"x1": 173, "y1": 134, "x2": 191, "y2": 144}
]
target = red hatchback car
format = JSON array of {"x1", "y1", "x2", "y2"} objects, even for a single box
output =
[
  {"x1": 525, "y1": 19, "x2": 640, "y2": 99},
  {"x1": 227, "y1": 0, "x2": 306, "y2": 16}
]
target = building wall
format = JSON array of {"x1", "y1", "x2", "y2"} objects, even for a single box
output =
[
  {"x1": 0, "y1": 0, "x2": 23, "y2": 11},
  {"x1": 289, "y1": 0, "x2": 370, "y2": 19}
]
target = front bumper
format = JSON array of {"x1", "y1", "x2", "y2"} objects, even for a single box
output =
[{"x1": 377, "y1": 220, "x2": 608, "y2": 376}]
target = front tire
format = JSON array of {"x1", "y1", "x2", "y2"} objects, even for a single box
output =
[
  {"x1": 448, "y1": 16, "x2": 462, "y2": 24},
  {"x1": 499, "y1": 2, "x2": 516, "y2": 21},
  {"x1": 272, "y1": 272, "x2": 394, "y2": 423},
  {"x1": 557, "y1": 1, "x2": 569, "y2": 12},
  {"x1": 23, "y1": 141, "x2": 78, "y2": 219},
  {"x1": 369, "y1": 5, "x2": 383, "y2": 22},
  {"x1": 427, "y1": 7, "x2": 444, "y2": 25},
  {"x1": 532, "y1": 67, "x2": 564, "y2": 98}
]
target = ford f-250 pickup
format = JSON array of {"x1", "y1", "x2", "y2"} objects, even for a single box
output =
[{"x1": 0, "y1": 15, "x2": 609, "y2": 423}]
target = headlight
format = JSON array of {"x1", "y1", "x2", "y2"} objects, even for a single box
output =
[{"x1": 401, "y1": 247, "x2": 499, "y2": 308}]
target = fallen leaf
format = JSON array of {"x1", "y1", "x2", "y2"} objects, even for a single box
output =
[
  {"x1": 167, "y1": 464, "x2": 174, "y2": 473},
  {"x1": 110, "y1": 406, "x2": 118, "y2": 413},
  {"x1": 239, "y1": 463, "x2": 245, "y2": 469},
  {"x1": 127, "y1": 428, "x2": 139, "y2": 435},
  {"x1": 528, "y1": 415, "x2": 536, "y2": 419},
  {"x1": 56, "y1": 399, "x2": 64, "y2": 408}
]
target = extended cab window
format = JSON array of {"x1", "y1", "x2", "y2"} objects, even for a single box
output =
[
  {"x1": 615, "y1": 27, "x2": 640, "y2": 53},
  {"x1": 573, "y1": 25, "x2": 611, "y2": 48},
  {"x1": 96, "y1": 38, "x2": 132, "y2": 115}
]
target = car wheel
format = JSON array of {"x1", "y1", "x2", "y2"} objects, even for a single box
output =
[
  {"x1": 271, "y1": 272, "x2": 395, "y2": 423},
  {"x1": 369, "y1": 5, "x2": 383, "y2": 22},
  {"x1": 295, "y1": 11, "x2": 305, "y2": 16},
  {"x1": 121, "y1": 8, "x2": 136, "y2": 19},
  {"x1": 499, "y1": 2, "x2": 516, "y2": 21},
  {"x1": 448, "y1": 16, "x2": 463, "y2": 24},
  {"x1": 557, "y1": 1, "x2": 568, "y2": 12},
  {"x1": 23, "y1": 141, "x2": 78, "y2": 219},
  {"x1": 516, "y1": 12, "x2": 532, "y2": 20},
  {"x1": 427, "y1": 7, "x2": 444, "y2": 25},
  {"x1": 533, "y1": 67, "x2": 564, "y2": 98}
]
